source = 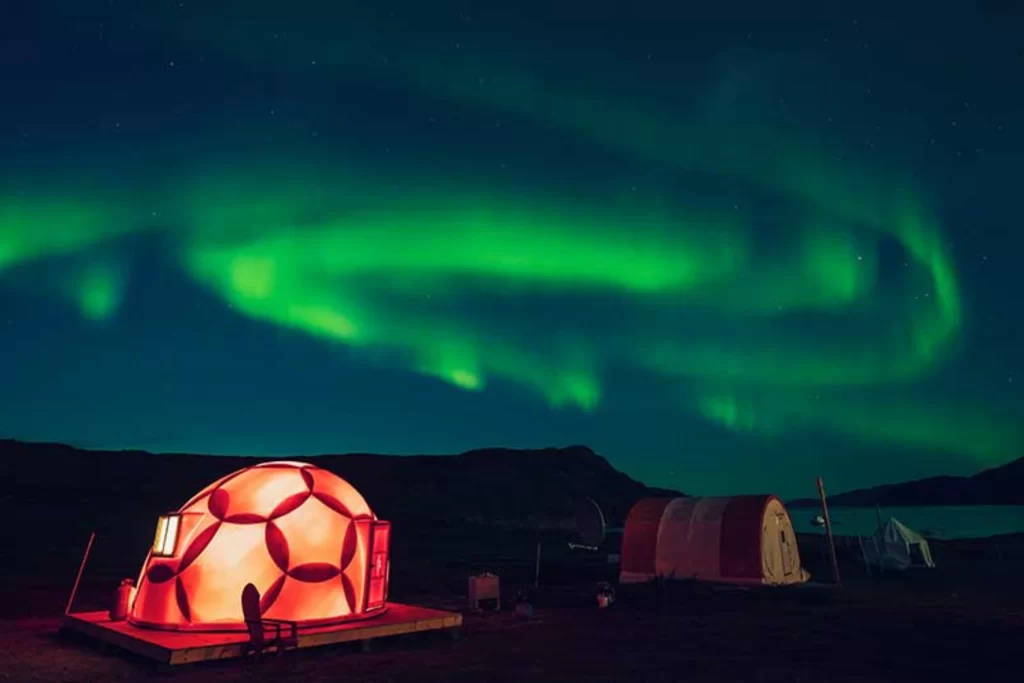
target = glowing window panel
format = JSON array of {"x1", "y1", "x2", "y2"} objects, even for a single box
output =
[{"x1": 152, "y1": 514, "x2": 181, "y2": 557}]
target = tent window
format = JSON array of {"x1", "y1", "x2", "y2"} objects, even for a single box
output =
[
  {"x1": 152, "y1": 514, "x2": 181, "y2": 557},
  {"x1": 781, "y1": 530, "x2": 787, "y2": 544}
]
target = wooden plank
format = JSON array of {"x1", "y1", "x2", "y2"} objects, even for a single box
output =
[
  {"x1": 63, "y1": 614, "x2": 172, "y2": 664},
  {"x1": 170, "y1": 640, "x2": 248, "y2": 665},
  {"x1": 63, "y1": 604, "x2": 463, "y2": 666}
]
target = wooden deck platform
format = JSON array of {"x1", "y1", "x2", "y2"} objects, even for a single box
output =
[{"x1": 62, "y1": 603, "x2": 463, "y2": 666}]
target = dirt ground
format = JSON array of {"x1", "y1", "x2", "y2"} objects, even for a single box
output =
[
  {"x1": 3, "y1": 585, "x2": 1023, "y2": 683},
  {"x1": 3, "y1": 531, "x2": 1023, "y2": 683}
]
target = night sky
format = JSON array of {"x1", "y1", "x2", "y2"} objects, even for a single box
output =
[{"x1": 1, "y1": 1, "x2": 1021, "y2": 498}]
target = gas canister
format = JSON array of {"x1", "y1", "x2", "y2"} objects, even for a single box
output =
[{"x1": 109, "y1": 578, "x2": 135, "y2": 621}]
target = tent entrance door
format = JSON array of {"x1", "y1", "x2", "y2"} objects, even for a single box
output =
[
  {"x1": 367, "y1": 521, "x2": 391, "y2": 611},
  {"x1": 779, "y1": 527, "x2": 795, "y2": 577}
]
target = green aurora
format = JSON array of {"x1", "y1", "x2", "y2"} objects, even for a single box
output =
[{"x1": 0, "y1": 6, "x2": 1018, "y2": 470}]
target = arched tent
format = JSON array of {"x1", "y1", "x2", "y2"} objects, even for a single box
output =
[
  {"x1": 619, "y1": 496, "x2": 809, "y2": 586},
  {"x1": 859, "y1": 517, "x2": 935, "y2": 570},
  {"x1": 129, "y1": 461, "x2": 391, "y2": 632}
]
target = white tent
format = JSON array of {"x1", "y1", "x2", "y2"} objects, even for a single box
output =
[{"x1": 859, "y1": 517, "x2": 935, "y2": 570}]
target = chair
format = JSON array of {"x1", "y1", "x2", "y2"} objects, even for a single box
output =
[{"x1": 241, "y1": 583, "x2": 299, "y2": 657}]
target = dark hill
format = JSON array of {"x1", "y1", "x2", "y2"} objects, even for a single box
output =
[
  {"x1": 789, "y1": 455, "x2": 1024, "y2": 507},
  {"x1": 0, "y1": 439, "x2": 679, "y2": 580}
]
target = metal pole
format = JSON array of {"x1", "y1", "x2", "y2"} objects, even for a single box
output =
[
  {"x1": 858, "y1": 535, "x2": 872, "y2": 578},
  {"x1": 534, "y1": 541, "x2": 541, "y2": 588},
  {"x1": 816, "y1": 478, "x2": 841, "y2": 585},
  {"x1": 65, "y1": 532, "x2": 96, "y2": 615}
]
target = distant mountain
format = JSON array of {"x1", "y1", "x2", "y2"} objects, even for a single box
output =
[
  {"x1": 789, "y1": 456, "x2": 1024, "y2": 507},
  {"x1": 0, "y1": 439, "x2": 678, "y2": 528}
]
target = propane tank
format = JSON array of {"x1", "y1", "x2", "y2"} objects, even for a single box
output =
[{"x1": 109, "y1": 578, "x2": 134, "y2": 621}]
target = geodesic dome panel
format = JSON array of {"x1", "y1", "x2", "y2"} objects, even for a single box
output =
[{"x1": 128, "y1": 461, "x2": 390, "y2": 632}]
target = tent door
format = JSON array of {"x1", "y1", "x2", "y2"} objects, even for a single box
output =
[
  {"x1": 367, "y1": 521, "x2": 391, "y2": 611},
  {"x1": 780, "y1": 528, "x2": 795, "y2": 576}
]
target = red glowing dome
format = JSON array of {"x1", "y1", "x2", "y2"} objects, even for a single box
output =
[{"x1": 128, "y1": 461, "x2": 391, "y2": 632}]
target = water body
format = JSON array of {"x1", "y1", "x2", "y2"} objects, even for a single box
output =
[{"x1": 790, "y1": 505, "x2": 1024, "y2": 540}]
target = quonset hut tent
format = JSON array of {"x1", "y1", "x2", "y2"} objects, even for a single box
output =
[
  {"x1": 859, "y1": 517, "x2": 936, "y2": 570},
  {"x1": 129, "y1": 461, "x2": 391, "y2": 631},
  {"x1": 619, "y1": 496, "x2": 809, "y2": 586}
]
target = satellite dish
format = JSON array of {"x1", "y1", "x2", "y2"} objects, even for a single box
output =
[{"x1": 574, "y1": 497, "x2": 607, "y2": 547}]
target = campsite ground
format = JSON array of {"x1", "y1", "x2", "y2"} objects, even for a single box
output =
[{"x1": 3, "y1": 530, "x2": 1024, "y2": 683}]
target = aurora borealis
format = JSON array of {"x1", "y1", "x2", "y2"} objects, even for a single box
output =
[{"x1": 1, "y1": 2, "x2": 1021, "y2": 496}]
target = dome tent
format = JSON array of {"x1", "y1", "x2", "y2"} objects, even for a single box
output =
[
  {"x1": 129, "y1": 461, "x2": 391, "y2": 632},
  {"x1": 619, "y1": 495, "x2": 809, "y2": 586}
]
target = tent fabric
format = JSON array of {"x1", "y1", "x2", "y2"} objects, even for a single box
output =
[
  {"x1": 620, "y1": 495, "x2": 809, "y2": 586},
  {"x1": 859, "y1": 517, "x2": 936, "y2": 570},
  {"x1": 655, "y1": 497, "x2": 728, "y2": 581},
  {"x1": 720, "y1": 495, "x2": 766, "y2": 580},
  {"x1": 619, "y1": 497, "x2": 672, "y2": 582},
  {"x1": 129, "y1": 461, "x2": 390, "y2": 632}
]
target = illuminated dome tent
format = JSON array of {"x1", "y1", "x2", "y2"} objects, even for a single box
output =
[
  {"x1": 129, "y1": 461, "x2": 391, "y2": 632},
  {"x1": 619, "y1": 496, "x2": 809, "y2": 586}
]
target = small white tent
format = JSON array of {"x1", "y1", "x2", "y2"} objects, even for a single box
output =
[{"x1": 859, "y1": 517, "x2": 935, "y2": 570}]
